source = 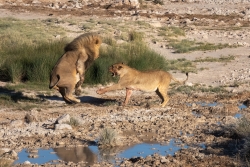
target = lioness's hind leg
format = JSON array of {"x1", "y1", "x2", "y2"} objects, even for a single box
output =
[{"x1": 157, "y1": 86, "x2": 169, "y2": 107}]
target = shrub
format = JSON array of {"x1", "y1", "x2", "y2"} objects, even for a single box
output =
[
  {"x1": 67, "y1": 117, "x2": 80, "y2": 127},
  {"x1": 0, "y1": 40, "x2": 66, "y2": 83},
  {"x1": 0, "y1": 30, "x2": 195, "y2": 85},
  {"x1": 85, "y1": 40, "x2": 190, "y2": 85},
  {"x1": 234, "y1": 117, "x2": 250, "y2": 165},
  {"x1": 98, "y1": 128, "x2": 117, "y2": 146}
]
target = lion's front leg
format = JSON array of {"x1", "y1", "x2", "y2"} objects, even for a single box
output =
[
  {"x1": 75, "y1": 75, "x2": 84, "y2": 96},
  {"x1": 75, "y1": 56, "x2": 87, "y2": 96}
]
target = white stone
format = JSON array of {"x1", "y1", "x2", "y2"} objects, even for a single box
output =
[
  {"x1": 55, "y1": 124, "x2": 72, "y2": 130},
  {"x1": 56, "y1": 114, "x2": 70, "y2": 124}
]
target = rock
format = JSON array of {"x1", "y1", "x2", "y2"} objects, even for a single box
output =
[
  {"x1": 55, "y1": 124, "x2": 72, "y2": 130},
  {"x1": 10, "y1": 150, "x2": 18, "y2": 157},
  {"x1": 185, "y1": 82, "x2": 193, "y2": 86},
  {"x1": 32, "y1": 0, "x2": 40, "y2": 4},
  {"x1": 25, "y1": 110, "x2": 38, "y2": 123},
  {"x1": 56, "y1": 114, "x2": 70, "y2": 124},
  {"x1": 24, "y1": 161, "x2": 31, "y2": 164},
  {"x1": 10, "y1": 120, "x2": 23, "y2": 127},
  {"x1": 0, "y1": 148, "x2": 11, "y2": 154},
  {"x1": 243, "y1": 99, "x2": 250, "y2": 107}
]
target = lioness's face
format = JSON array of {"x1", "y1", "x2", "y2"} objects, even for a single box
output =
[{"x1": 109, "y1": 63, "x2": 124, "y2": 77}]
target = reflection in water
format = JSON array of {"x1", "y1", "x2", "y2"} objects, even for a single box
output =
[
  {"x1": 15, "y1": 139, "x2": 188, "y2": 165},
  {"x1": 14, "y1": 148, "x2": 59, "y2": 165},
  {"x1": 89, "y1": 139, "x2": 189, "y2": 163},
  {"x1": 239, "y1": 104, "x2": 247, "y2": 110},
  {"x1": 54, "y1": 147, "x2": 97, "y2": 165}
]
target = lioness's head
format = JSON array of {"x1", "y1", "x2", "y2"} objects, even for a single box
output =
[{"x1": 109, "y1": 63, "x2": 126, "y2": 77}]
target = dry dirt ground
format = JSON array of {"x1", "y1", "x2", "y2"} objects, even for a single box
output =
[{"x1": 0, "y1": 1, "x2": 250, "y2": 167}]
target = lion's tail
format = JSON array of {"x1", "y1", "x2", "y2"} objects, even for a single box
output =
[
  {"x1": 171, "y1": 73, "x2": 188, "y2": 84},
  {"x1": 49, "y1": 74, "x2": 60, "y2": 89}
]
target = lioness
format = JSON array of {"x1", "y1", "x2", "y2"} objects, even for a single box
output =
[
  {"x1": 96, "y1": 63, "x2": 188, "y2": 107},
  {"x1": 49, "y1": 33, "x2": 102, "y2": 104}
]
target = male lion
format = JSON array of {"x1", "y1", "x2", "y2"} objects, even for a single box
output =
[
  {"x1": 96, "y1": 63, "x2": 188, "y2": 107},
  {"x1": 49, "y1": 33, "x2": 102, "y2": 104}
]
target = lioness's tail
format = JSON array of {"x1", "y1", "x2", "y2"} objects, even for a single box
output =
[
  {"x1": 171, "y1": 73, "x2": 188, "y2": 84},
  {"x1": 49, "y1": 74, "x2": 60, "y2": 89}
]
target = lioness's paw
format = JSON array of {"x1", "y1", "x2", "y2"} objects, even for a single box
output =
[{"x1": 96, "y1": 89, "x2": 104, "y2": 95}]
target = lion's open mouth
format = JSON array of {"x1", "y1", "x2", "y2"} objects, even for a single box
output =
[{"x1": 111, "y1": 72, "x2": 116, "y2": 77}]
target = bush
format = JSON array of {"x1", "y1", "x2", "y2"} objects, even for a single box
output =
[
  {"x1": 0, "y1": 31, "x2": 195, "y2": 85},
  {"x1": 234, "y1": 117, "x2": 250, "y2": 165},
  {"x1": 0, "y1": 40, "x2": 66, "y2": 83},
  {"x1": 85, "y1": 40, "x2": 180, "y2": 85},
  {"x1": 98, "y1": 128, "x2": 117, "y2": 146}
]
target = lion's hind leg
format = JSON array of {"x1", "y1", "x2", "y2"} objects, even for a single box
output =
[
  {"x1": 59, "y1": 86, "x2": 80, "y2": 104},
  {"x1": 66, "y1": 85, "x2": 81, "y2": 104},
  {"x1": 58, "y1": 87, "x2": 75, "y2": 104},
  {"x1": 157, "y1": 86, "x2": 169, "y2": 107}
]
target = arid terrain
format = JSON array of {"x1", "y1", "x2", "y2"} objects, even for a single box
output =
[{"x1": 0, "y1": 0, "x2": 250, "y2": 166}]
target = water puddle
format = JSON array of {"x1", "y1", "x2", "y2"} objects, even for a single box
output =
[
  {"x1": 239, "y1": 104, "x2": 247, "y2": 110},
  {"x1": 190, "y1": 102, "x2": 247, "y2": 119},
  {"x1": 234, "y1": 103, "x2": 247, "y2": 118},
  {"x1": 14, "y1": 139, "x2": 188, "y2": 165},
  {"x1": 234, "y1": 113, "x2": 242, "y2": 118}
]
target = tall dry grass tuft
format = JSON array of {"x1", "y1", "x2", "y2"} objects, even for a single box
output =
[{"x1": 98, "y1": 128, "x2": 118, "y2": 147}]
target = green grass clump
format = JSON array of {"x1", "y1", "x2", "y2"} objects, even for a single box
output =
[
  {"x1": 0, "y1": 158, "x2": 13, "y2": 167},
  {"x1": 98, "y1": 128, "x2": 117, "y2": 147},
  {"x1": 235, "y1": 117, "x2": 250, "y2": 138},
  {"x1": 194, "y1": 55, "x2": 235, "y2": 63},
  {"x1": 0, "y1": 20, "x2": 195, "y2": 86},
  {"x1": 0, "y1": 40, "x2": 66, "y2": 83},
  {"x1": 85, "y1": 40, "x2": 195, "y2": 85},
  {"x1": 153, "y1": 0, "x2": 164, "y2": 5},
  {"x1": 0, "y1": 17, "x2": 66, "y2": 51},
  {"x1": 159, "y1": 26, "x2": 185, "y2": 37},
  {"x1": 169, "y1": 85, "x2": 227, "y2": 95},
  {"x1": 128, "y1": 31, "x2": 144, "y2": 41},
  {"x1": 169, "y1": 40, "x2": 233, "y2": 53},
  {"x1": 67, "y1": 117, "x2": 80, "y2": 127},
  {"x1": 0, "y1": 37, "x2": 195, "y2": 85},
  {"x1": 233, "y1": 117, "x2": 250, "y2": 165}
]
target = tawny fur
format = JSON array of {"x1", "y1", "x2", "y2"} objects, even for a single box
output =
[
  {"x1": 49, "y1": 33, "x2": 102, "y2": 104},
  {"x1": 96, "y1": 63, "x2": 188, "y2": 107}
]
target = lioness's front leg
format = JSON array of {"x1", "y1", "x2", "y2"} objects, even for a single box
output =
[
  {"x1": 123, "y1": 88, "x2": 133, "y2": 106},
  {"x1": 96, "y1": 84, "x2": 123, "y2": 95}
]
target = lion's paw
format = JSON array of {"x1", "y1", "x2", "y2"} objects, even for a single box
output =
[{"x1": 75, "y1": 89, "x2": 81, "y2": 96}]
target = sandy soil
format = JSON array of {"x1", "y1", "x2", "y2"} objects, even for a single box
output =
[{"x1": 0, "y1": 1, "x2": 250, "y2": 166}]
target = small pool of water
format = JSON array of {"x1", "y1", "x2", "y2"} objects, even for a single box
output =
[
  {"x1": 14, "y1": 139, "x2": 189, "y2": 165},
  {"x1": 239, "y1": 104, "x2": 247, "y2": 110},
  {"x1": 14, "y1": 149, "x2": 59, "y2": 165},
  {"x1": 234, "y1": 113, "x2": 242, "y2": 118}
]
